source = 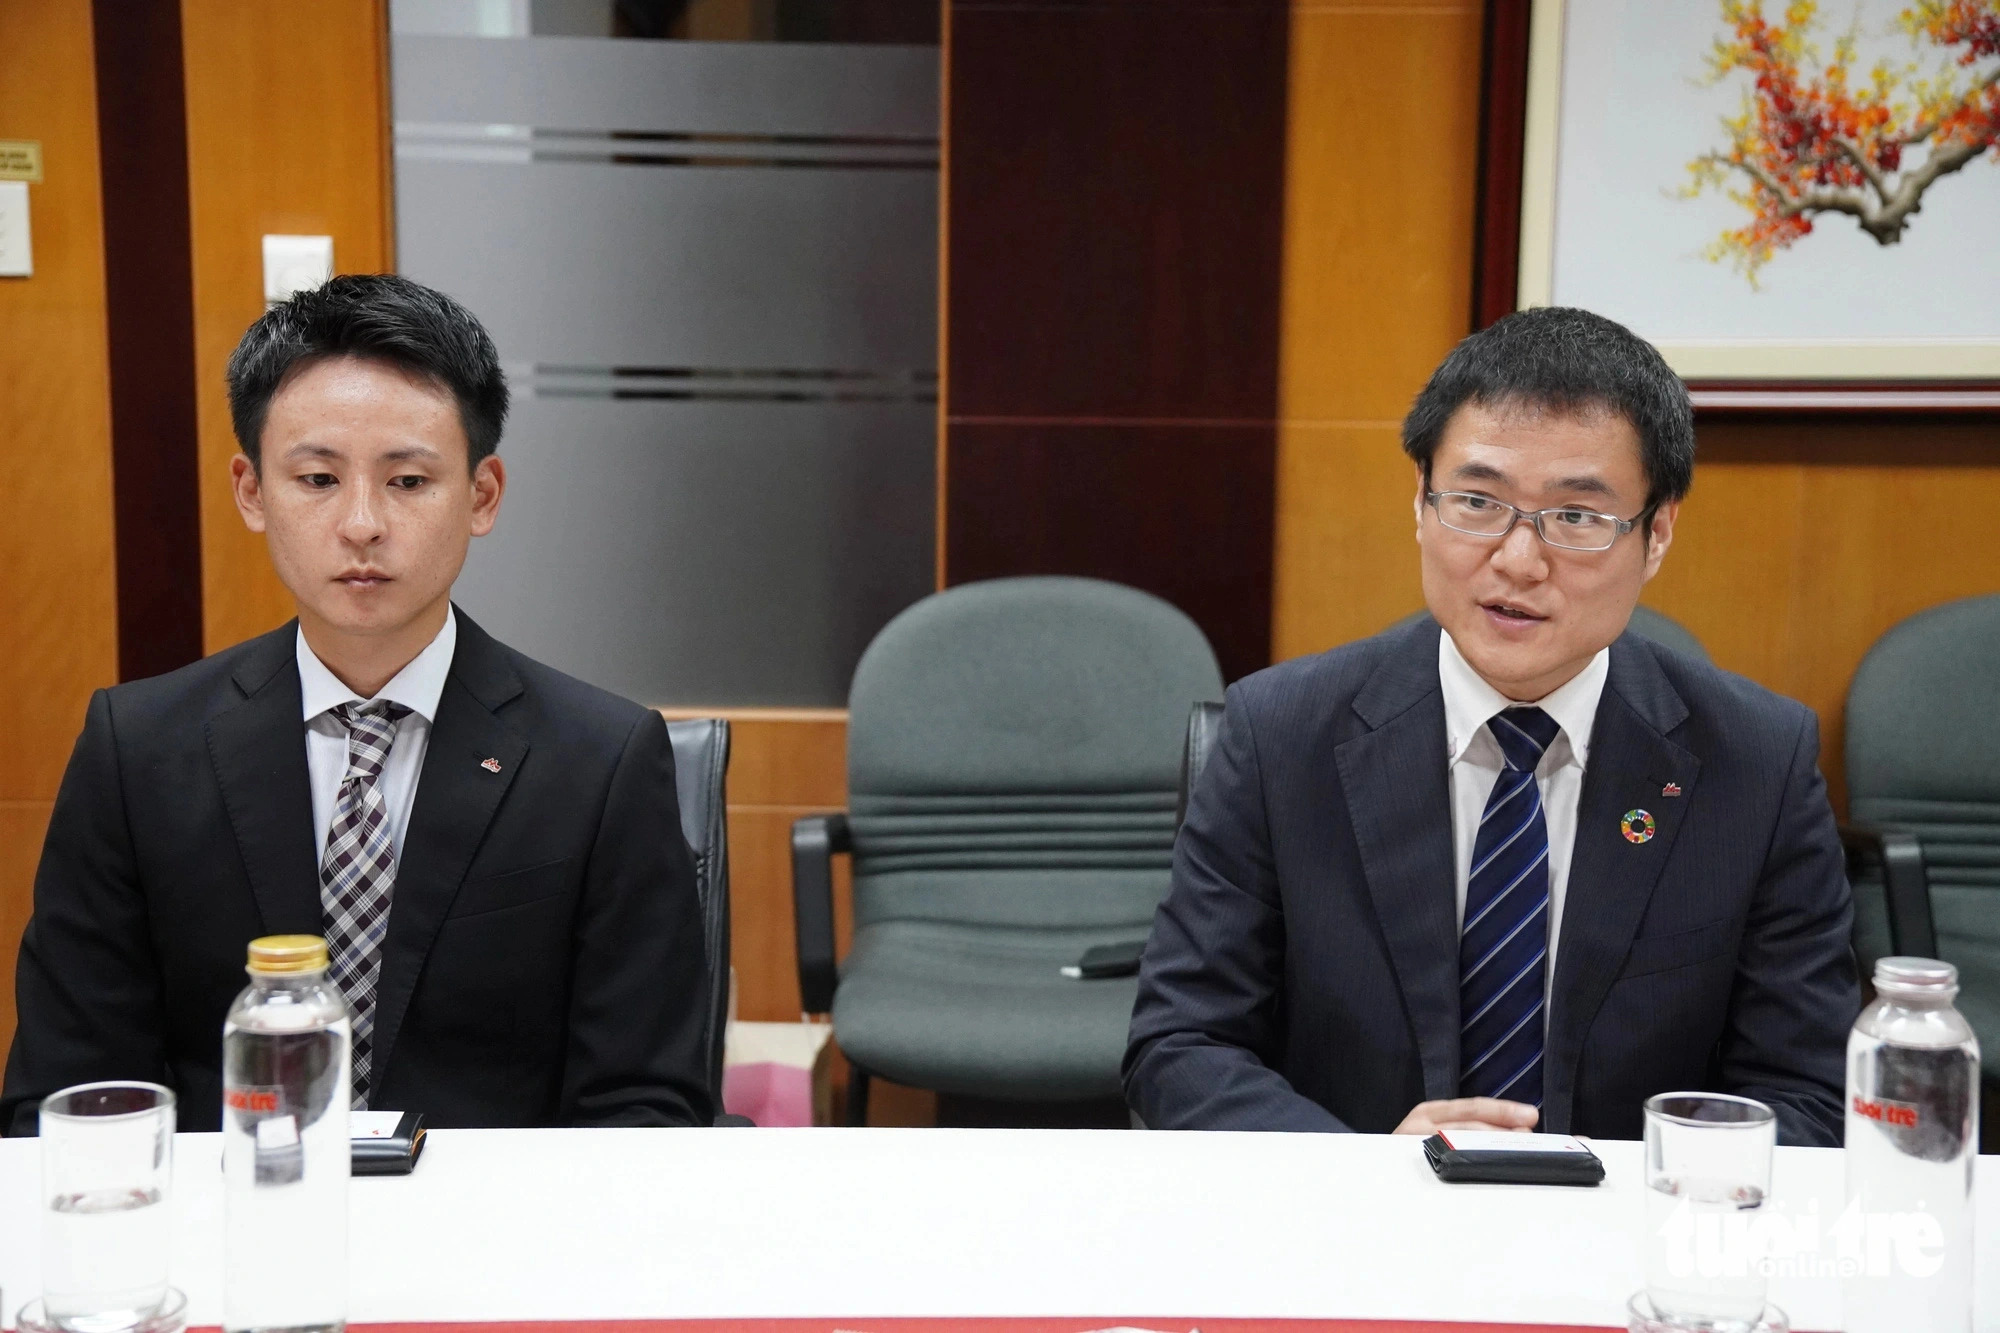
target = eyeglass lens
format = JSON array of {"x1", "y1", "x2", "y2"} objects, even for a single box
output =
[{"x1": 1432, "y1": 493, "x2": 1619, "y2": 551}]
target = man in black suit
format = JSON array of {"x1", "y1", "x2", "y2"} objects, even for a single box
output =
[
  {"x1": 3, "y1": 275, "x2": 713, "y2": 1133},
  {"x1": 1126, "y1": 307, "x2": 1856, "y2": 1145}
]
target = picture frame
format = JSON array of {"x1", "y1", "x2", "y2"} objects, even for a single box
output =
[{"x1": 1473, "y1": 0, "x2": 2000, "y2": 412}]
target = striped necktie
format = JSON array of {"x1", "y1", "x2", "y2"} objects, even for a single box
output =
[
  {"x1": 320, "y1": 700, "x2": 411, "y2": 1109},
  {"x1": 1459, "y1": 705, "x2": 1561, "y2": 1107}
]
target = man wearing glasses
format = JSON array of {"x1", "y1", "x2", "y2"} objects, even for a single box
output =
[{"x1": 1125, "y1": 306, "x2": 1856, "y2": 1145}]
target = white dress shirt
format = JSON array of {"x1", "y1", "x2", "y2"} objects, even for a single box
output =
[
  {"x1": 1438, "y1": 630, "x2": 1609, "y2": 1009},
  {"x1": 299, "y1": 608, "x2": 457, "y2": 868}
]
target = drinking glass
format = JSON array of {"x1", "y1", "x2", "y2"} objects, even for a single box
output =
[
  {"x1": 1632, "y1": 1092, "x2": 1786, "y2": 1333},
  {"x1": 33, "y1": 1083, "x2": 178, "y2": 1333}
]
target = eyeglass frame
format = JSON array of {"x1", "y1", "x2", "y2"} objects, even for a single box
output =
[{"x1": 1423, "y1": 489, "x2": 1657, "y2": 552}]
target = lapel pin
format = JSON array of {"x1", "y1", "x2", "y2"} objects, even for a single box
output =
[
  {"x1": 480, "y1": 757, "x2": 502, "y2": 773},
  {"x1": 1621, "y1": 809, "x2": 1656, "y2": 844},
  {"x1": 1662, "y1": 782, "x2": 1682, "y2": 797}
]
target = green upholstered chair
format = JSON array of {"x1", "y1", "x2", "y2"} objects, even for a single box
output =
[
  {"x1": 1624, "y1": 604, "x2": 1709, "y2": 662},
  {"x1": 792, "y1": 576, "x2": 1223, "y2": 1122},
  {"x1": 1844, "y1": 593, "x2": 2000, "y2": 1099},
  {"x1": 1388, "y1": 604, "x2": 1709, "y2": 662}
]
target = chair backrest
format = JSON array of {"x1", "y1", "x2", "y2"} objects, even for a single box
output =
[
  {"x1": 1626, "y1": 605, "x2": 1708, "y2": 662},
  {"x1": 845, "y1": 577, "x2": 1224, "y2": 933},
  {"x1": 665, "y1": 717, "x2": 732, "y2": 1103},
  {"x1": 1846, "y1": 594, "x2": 2000, "y2": 1069},
  {"x1": 1389, "y1": 604, "x2": 1708, "y2": 662}
]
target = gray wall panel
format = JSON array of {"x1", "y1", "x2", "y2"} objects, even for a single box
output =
[
  {"x1": 394, "y1": 35, "x2": 939, "y2": 137},
  {"x1": 396, "y1": 36, "x2": 939, "y2": 706},
  {"x1": 396, "y1": 160, "x2": 936, "y2": 370},
  {"x1": 453, "y1": 399, "x2": 935, "y2": 706}
]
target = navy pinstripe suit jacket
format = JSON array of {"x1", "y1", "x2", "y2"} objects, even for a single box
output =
[{"x1": 1125, "y1": 617, "x2": 1857, "y2": 1145}]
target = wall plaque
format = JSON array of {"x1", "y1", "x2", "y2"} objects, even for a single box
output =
[{"x1": 0, "y1": 141, "x2": 43, "y2": 182}]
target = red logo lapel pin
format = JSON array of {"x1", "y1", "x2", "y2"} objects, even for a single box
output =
[{"x1": 480, "y1": 757, "x2": 502, "y2": 773}]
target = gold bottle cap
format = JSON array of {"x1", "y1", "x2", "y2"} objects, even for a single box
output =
[{"x1": 246, "y1": 935, "x2": 329, "y2": 975}]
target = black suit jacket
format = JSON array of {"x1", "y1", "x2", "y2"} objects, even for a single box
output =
[
  {"x1": 1125, "y1": 618, "x2": 1858, "y2": 1145},
  {"x1": 3, "y1": 610, "x2": 714, "y2": 1134}
]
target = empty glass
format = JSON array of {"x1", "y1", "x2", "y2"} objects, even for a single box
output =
[
  {"x1": 32, "y1": 1083, "x2": 179, "y2": 1333},
  {"x1": 1633, "y1": 1092, "x2": 1786, "y2": 1333}
]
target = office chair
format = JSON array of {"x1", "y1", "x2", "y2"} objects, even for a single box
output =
[
  {"x1": 1843, "y1": 594, "x2": 1999, "y2": 1127},
  {"x1": 793, "y1": 577, "x2": 1223, "y2": 1123},
  {"x1": 665, "y1": 717, "x2": 732, "y2": 1108}
]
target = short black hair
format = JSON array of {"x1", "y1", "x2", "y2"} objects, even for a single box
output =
[
  {"x1": 1401, "y1": 306, "x2": 1694, "y2": 508},
  {"x1": 226, "y1": 273, "x2": 509, "y2": 471}
]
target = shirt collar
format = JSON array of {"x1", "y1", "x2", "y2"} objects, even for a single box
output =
[
  {"x1": 1437, "y1": 627, "x2": 1609, "y2": 770},
  {"x1": 297, "y1": 606, "x2": 457, "y2": 725}
]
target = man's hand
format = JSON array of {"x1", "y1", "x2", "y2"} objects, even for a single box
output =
[{"x1": 1393, "y1": 1097, "x2": 1539, "y2": 1136}]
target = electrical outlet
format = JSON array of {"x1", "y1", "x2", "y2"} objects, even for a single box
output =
[{"x1": 262, "y1": 233, "x2": 333, "y2": 305}]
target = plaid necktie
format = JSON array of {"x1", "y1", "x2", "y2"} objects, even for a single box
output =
[
  {"x1": 320, "y1": 700, "x2": 411, "y2": 1109},
  {"x1": 1459, "y1": 705, "x2": 1561, "y2": 1107}
]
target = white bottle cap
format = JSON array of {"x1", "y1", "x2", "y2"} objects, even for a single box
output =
[{"x1": 1873, "y1": 955, "x2": 1958, "y2": 1000}]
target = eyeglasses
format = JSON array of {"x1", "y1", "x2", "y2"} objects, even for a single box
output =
[{"x1": 1426, "y1": 491, "x2": 1644, "y2": 552}]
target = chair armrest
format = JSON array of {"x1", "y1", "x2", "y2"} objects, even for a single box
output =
[
  {"x1": 791, "y1": 812, "x2": 852, "y2": 1016},
  {"x1": 1177, "y1": 701, "x2": 1226, "y2": 827},
  {"x1": 1841, "y1": 824, "x2": 1937, "y2": 959}
]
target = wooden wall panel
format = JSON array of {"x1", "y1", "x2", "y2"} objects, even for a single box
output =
[
  {"x1": 947, "y1": 4, "x2": 1289, "y2": 422},
  {"x1": 180, "y1": 0, "x2": 394, "y2": 654},
  {"x1": 1645, "y1": 420, "x2": 2000, "y2": 812},
  {"x1": 1271, "y1": 0, "x2": 2000, "y2": 812},
  {"x1": 948, "y1": 423, "x2": 1276, "y2": 683},
  {"x1": 1279, "y1": 2, "x2": 1487, "y2": 427},
  {"x1": 943, "y1": 0, "x2": 1288, "y2": 684},
  {"x1": 1276, "y1": 422, "x2": 1427, "y2": 652},
  {"x1": 1273, "y1": 0, "x2": 1485, "y2": 663},
  {"x1": 0, "y1": 0, "x2": 120, "y2": 1055}
]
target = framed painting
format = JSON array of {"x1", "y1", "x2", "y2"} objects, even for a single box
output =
[{"x1": 1474, "y1": 0, "x2": 2000, "y2": 411}]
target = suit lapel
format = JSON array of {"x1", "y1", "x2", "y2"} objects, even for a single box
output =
[
  {"x1": 1541, "y1": 637, "x2": 1700, "y2": 1133},
  {"x1": 1336, "y1": 620, "x2": 1463, "y2": 1100},
  {"x1": 368, "y1": 612, "x2": 528, "y2": 1093},
  {"x1": 206, "y1": 624, "x2": 323, "y2": 936}
]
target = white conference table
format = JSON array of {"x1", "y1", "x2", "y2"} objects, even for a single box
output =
[{"x1": 2, "y1": 1129, "x2": 1996, "y2": 1331}]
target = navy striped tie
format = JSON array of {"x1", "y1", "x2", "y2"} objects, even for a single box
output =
[{"x1": 1459, "y1": 705, "x2": 1561, "y2": 1107}]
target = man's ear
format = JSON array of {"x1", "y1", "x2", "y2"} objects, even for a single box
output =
[
  {"x1": 230, "y1": 454, "x2": 267, "y2": 533},
  {"x1": 1641, "y1": 500, "x2": 1679, "y2": 582},
  {"x1": 469, "y1": 455, "x2": 507, "y2": 537},
  {"x1": 1413, "y1": 463, "x2": 1429, "y2": 539}
]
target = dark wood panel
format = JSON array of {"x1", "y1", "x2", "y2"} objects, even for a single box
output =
[
  {"x1": 946, "y1": 0, "x2": 1288, "y2": 420},
  {"x1": 92, "y1": 0, "x2": 204, "y2": 681},
  {"x1": 946, "y1": 422, "x2": 1276, "y2": 683},
  {"x1": 1470, "y1": 0, "x2": 1530, "y2": 331}
]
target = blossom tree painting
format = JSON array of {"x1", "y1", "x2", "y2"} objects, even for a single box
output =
[{"x1": 1685, "y1": 0, "x2": 2000, "y2": 282}]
